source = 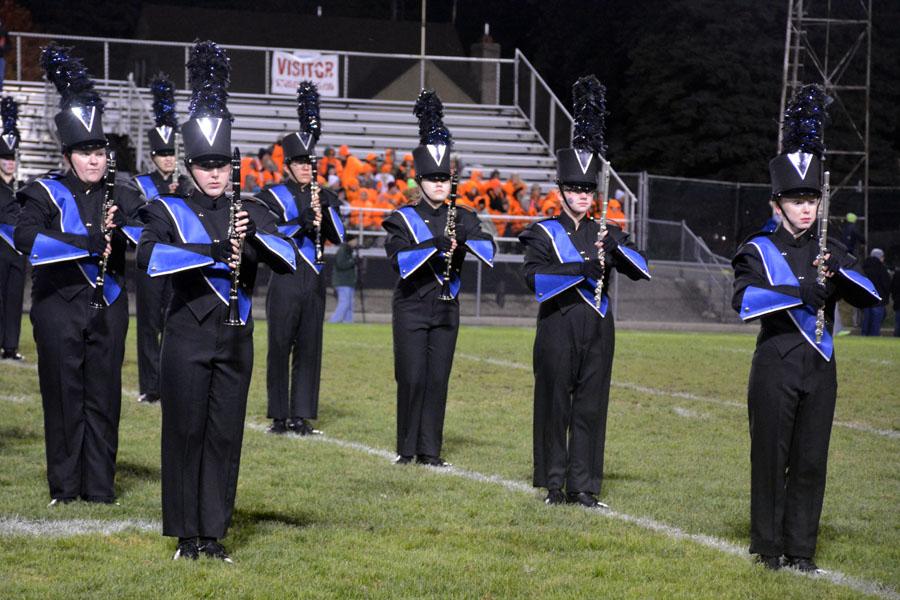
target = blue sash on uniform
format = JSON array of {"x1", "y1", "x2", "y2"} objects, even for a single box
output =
[
  {"x1": 395, "y1": 206, "x2": 461, "y2": 299},
  {"x1": 134, "y1": 174, "x2": 161, "y2": 202},
  {"x1": 533, "y1": 220, "x2": 608, "y2": 317},
  {"x1": 28, "y1": 179, "x2": 121, "y2": 305},
  {"x1": 148, "y1": 195, "x2": 251, "y2": 324},
  {"x1": 744, "y1": 236, "x2": 833, "y2": 360},
  {"x1": 270, "y1": 184, "x2": 343, "y2": 274},
  {"x1": 0, "y1": 224, "x2": 19, "y2": 254}
]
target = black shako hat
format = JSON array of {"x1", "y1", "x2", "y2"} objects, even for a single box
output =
[
  {"x1": 282, "y1": 81, "x2": 321, "y2": 161},
  {"x1": 0, "y1": 97, "x2": 20, "y2": 158},
  {"x1": 40, "y1": 44, "x2": 107, "y2": 152},
  {"x1": 181, "y1": 41, "x2": 232, "y2": 164},
  {"x1": 556, "y1": 75, "x2": 607, "y2": 186},
  {"x1": 769, "y1": 84, "x2": 830, "y2": 198},
  {"x1": 148, "y1": 74, "x2": 178, "y2": 154},
  {"x1": 411, "y1": 89, "x2": 451, "y2": 178}
]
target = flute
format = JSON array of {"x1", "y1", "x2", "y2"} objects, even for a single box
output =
[
  {"x1": 593, "y1": 158, "x2": 611, "y2": 309},
  {"x1": 89, "y1": 150, "x2": 116, "y2": 309},
  {"x1": 311, "y1": 154, "x2": 324, "y2": 265},
  {"x1": 224, "y1": 147, "x2": 245, "y2": 326},
  {"x1": 814, "y1": 171, "x2": 831, "y2": 344},
  {"x1": 438, "y1": 170, "x2": 460, "y2": 301}
]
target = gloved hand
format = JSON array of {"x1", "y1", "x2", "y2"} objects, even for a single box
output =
[
  {"x1": 580, "y1": 259, "x2": 605, "y2": 281},
  {"x1": 110, "y1": 207, "x2": 126, "y2": 229},
  {"x1": 210, "y1": 239, "x2": 234, "y2": 263},
  {"x1": 799, "y1": 282, "x2": 827, "y2": 309},
  {"x1": 88, "y1": 231, "x2": 108, "y2": 255},
  {"x1": 299, "y1": 207, "x2": 318, "y2": 234},
  {"x1": 243, "y1": 215, "x2": 257, "y2": 239},
  {"x1": 433, "y1": 235, "x2": 453, "y2": 253},
  {"x1": 823, "y1": 254, "x2": 841, "y2": 273},
  {"x1": 599, "y1": 233, "x2": 618, "y2": 254},
  {"x1": 454, "y1": 228, "x2": 468, "y2": 247}
]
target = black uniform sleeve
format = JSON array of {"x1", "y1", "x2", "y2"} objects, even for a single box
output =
[
  {"x1": 606, "y1": 226, "x2": 650, "y2": 281},
  {"x1": 254, "y1": 187, "x2": 285, "y2": 222},
  {"x1": 135, "y1": 200, "x2": 216, "y2": 272},
  {"x1": 828, "y1": 241, "x2": 881, "y2": 308},
  {"x1": 13, "y1": 184, "x2": 90, "y2": 255},
  {"x1": 382, "y1": 210, "x2": 436, "y2": 273},
  {"x1": 518, "y1": 222, "x2": 583, "y2": 292}
]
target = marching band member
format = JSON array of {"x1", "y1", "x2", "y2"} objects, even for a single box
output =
[
  {"x1": 0, "y1": 96, "x2": 25, "y2": 361},
  {"x1": 136, "y1": 41, "x2": 297, "y2": 562},
  {"x1": 519, "y1": 76, "x2": 650, "y2": 508},
  {"x1": 256, "y1": 81, "x2": 344, "y2": 436},
  {"x1": 382, "y1": 90, "x2": 495, "y2": 467},
  {"x1": 732, "y1": 85, "x2": 881, "y2": 572},
  {"x1": 15, "y1": 45, "x2": 128, "y2": 504}
]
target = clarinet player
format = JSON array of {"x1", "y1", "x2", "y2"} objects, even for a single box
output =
[
  {"x1": 382, "y1": 90, "x2": 495, "y2": 467},
  {"x1": 732, "y1": 85, "x2": 881, "y2": 572},
  {"x1": 136, "y1": 41, "x2": 297, "y2": 562}
]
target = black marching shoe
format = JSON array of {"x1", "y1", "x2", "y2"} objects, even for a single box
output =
[
  {"x1": 566, "y1": 491, "x2": 608, "y2": 509},
  {"x1": 394, "y1": 455, "x2": 414, "y2": 465},
  {"x1": 47, "y1": 497, "x2": 75, "y2": 507},
  {"x1": 1, "y1": 349, "x2": 24, "y2": 360},
  {"x1": 785, "y1": 556, "x2": 819, "y2": 573},
  {"x1": 416, "y1": 455, "x2": 451, "y2": 468},
  {"x1": 544, "y1": 489, "x2": 566, "y2": 505},
  {"x1": 267, "y1": 419, "x2": 288, "y2": 435},
  {"x1": 173, "y1": 538, "x2": 200, "y2": 561},
  {"x1": 199, "y1": 539, "x2": 234, "y2": 563},
  {"x1": 289, "y1": 418, "x2": 319, "y2": 436},
  {"x1": 756, "y1": 554, "x2": 782, "y2": 571},
  {"x1": 138, "y1": 392, "x2": 160, "y2": 404}
]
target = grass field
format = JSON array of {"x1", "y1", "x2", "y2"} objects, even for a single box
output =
[{"x1": 0, "y1": 319, "x2": 897, "y2": 599}]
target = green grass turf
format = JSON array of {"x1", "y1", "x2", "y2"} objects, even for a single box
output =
[{"x1": 0, "y1": 319, "x2": 897, "y2": 599}]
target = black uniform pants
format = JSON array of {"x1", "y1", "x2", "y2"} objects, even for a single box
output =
[
  {"x1": 31, "y1": 286, "x2": 128, "y2": 500},
  {"x1": 532, "y1": 302, "x2": 615, "y2": 495},
  {"x1": 135, "y1": 270, "x2": 170, "y2": 395},
  {"x1": 392, "y1": 287, "x2": 459, "y2": 458},
  {"x1": 160, "y1": 302, "x2": 253, "y2": 539},
  {"x1": 265, "y1": 267, "x2": 325, "y2": 420},
  {"x1": 0, "y1": 248, "x2": 25, "y2": 352},
  {"x1": 747, "y1": 339, "x2": 837, "y2": 558}
]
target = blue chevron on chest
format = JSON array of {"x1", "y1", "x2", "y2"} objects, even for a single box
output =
[
  {"x1": 396, "y1": 206, "x2": 461, "y2": 298},
  {"x1": 748, "y1": 235, "x2": 833, "y2": 360},
  {"x1": 533, "y1": 219, "x2": 607, "y2": 317},
  {"x1": 154, "y1": 195, "x2": 251, "y2": 323},
  {"x1": 28, "y1": 179, "x2": 121, "y2": 305}
]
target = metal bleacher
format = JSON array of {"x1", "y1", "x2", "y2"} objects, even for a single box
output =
[{"x1": 5, "y1": 79, "x2": 559, "y2": 188}]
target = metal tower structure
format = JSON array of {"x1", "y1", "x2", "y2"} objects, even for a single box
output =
[{"x1": 778, "y1": 0, "x2": 873, "y2": 247}]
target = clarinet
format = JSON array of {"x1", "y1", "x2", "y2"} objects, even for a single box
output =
[
  {"x1": 814, "y1": 171, "x2": 831, "y2": 344},
  {"x1": 311, "y1": 154, "x2": 324, "y2": 265},
  {"x1": 438, "y1": 170, "x2": 459, "y2": 301},
  {"x1": 593, "y1": 158, "x2": 611, "y2": 309},
  {"x1": 224, "y1": 148, "x2": 245, "y2": 326},
  {"x1": 89, "y1": 150, "x2": 116, "y2": 309}
]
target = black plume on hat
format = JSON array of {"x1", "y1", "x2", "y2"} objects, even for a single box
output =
[
  {"x1": 1, "y1": 97, "x2": 19, "y2": 140},
  {"x1": 297, "y1": 81, "x2": 321, "y2": 139},
  {"x1": 780, "y1": 83, "x2": 830, "y2": 158},
  {"x1": 40, "y1": 43, "x2": 105, "y2": 113},
  {"x1": 186, "y1": 41, "x2": 231, "y2": 120},
  {"x1": 571, "y1": 75, "x2": 607, "y2": 157},
  {"x1": 413, "y1": 89, "x2": 451, "y2": 147},
  {"x1": 150, "y1": 74, "x2": 178, "y2": 129}
]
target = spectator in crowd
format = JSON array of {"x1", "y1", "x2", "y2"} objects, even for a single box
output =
[
  {"x1": 339, "y1": 145, "x2": 365, "y2": 189},
  {"x1": 319, "y1": 146, "x2": 343, "y2": 179},
  {"x1": 257, "y1": 147, "x2": 282, "y2": 187},
  {"x1": 607, "y1": 190, "x2": 628, "y2": 229},
  {"x1": 841, "y1": 212, "x2": 865, "y2": 257},
  {"x1": 396, "y1": 153, "x2": 415, "y2": 182},
  {"x1": 329, "y1": 235, "x2": 357, "y2": 324},
  {"x1": 861, "y1": 248, "x2": 891, "y2": 336},
  {"x1": 325, "y1": 164, "x2": 340, "y2": 189}
]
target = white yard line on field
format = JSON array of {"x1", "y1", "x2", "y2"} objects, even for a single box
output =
[
  {"x1": 0, "y1": 515, "x2": 159, "y2": 537},
  {"x1": 247, "y1": 422, "x2": 899, "y2": 600}
]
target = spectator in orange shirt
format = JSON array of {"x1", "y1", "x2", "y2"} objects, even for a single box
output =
[
  {"x1": 384, "y1": 181, "x2": 405, "y2": 207},
  {"x1": 396, "y1": 153, "x2": 415, "y2": 181},
  {"x1": 258, "y1": 147, "x2": 282, "y2": 187},
  {"x1": 382, "y1": 148, "x2": 396, "y2": 174},
  {"x1": 271, "y1": 140, "x2": 284, "y2": 176},
  {"x1": 503, "y1": 173, "x2": 526, "y2": 202},
  {"x1": 240, "y1": 155, "x2": 262, "y2": 193},
  {"x1": 319, "y1": 147, "x2": 343, "y2": 178},
  {"x1": 606, "y1": 190, "x2": 628, "y2": 230}
]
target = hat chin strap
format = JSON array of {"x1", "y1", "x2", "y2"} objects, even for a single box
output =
[{"x1": 774, "y1": 197, "x2": 812, "y2": 236}]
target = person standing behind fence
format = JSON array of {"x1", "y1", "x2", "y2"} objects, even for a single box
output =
[
  {"x1": 861, "y1": 248, "x2": 890, "y2": 336},
  {"x1": 732, "y1": 85, "x2": 881, "y2": 572},
  {"x1": 382, "y1": 89, "x2": 495, "y2": 467},
  {"x1": 519, "y1": 76, "x2": 650, "y2": 510},
  {"x1": 256, "y1": 81, "x2": 344, "y2": 437},
  {"x1": 329, "y1": 234, "x2": 357, "y2": 323}
]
